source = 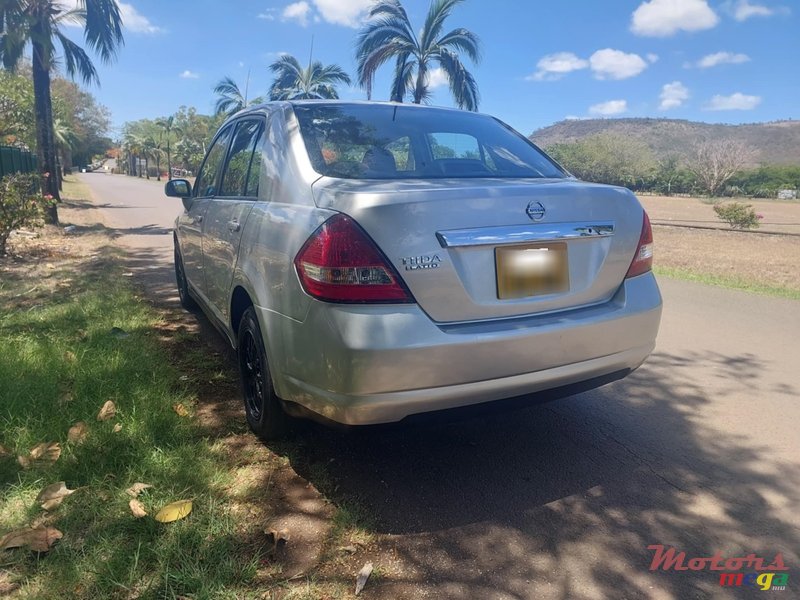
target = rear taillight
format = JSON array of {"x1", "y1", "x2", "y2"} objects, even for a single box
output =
[
  {"x1": 294, "y1": 214, "x2": 414, "y2": 303},
  {"x1": 626, "y1": 211, "x2": 654, "y2": 279}
]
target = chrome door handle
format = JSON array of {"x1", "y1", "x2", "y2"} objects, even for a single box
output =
[{"x1": 228, "y1": 220, "x2": 241, "y2": 233}]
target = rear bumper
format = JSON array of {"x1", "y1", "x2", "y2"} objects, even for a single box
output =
[{"x1": 259, "y1": 272, "x2": 662, "y2": 425}]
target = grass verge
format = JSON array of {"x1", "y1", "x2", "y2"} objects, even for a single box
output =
[
  {"x1": 0, "y1": 250, "x2": 263, "y2": 598},
  {"x1": 654, "y1": 265, "x2": 800, "y2": 300}
]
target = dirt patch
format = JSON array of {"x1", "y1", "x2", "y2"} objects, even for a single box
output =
[
  {"x1": 653, "y1": 225, "x2": 800, "y2": 291},
  {"x1": 640, "y1": 195, "x2": 800, "y2": 235}
]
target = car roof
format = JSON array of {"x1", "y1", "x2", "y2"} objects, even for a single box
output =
[{"x1": 231, "y1": 100, "x2": 486, "y2": 120}]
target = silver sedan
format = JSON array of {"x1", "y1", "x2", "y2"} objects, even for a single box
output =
[{"x1": 166, "y1": 101, "x2": 662, "y2": 439}]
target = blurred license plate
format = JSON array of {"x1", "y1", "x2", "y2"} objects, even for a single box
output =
[{"x1": 496, "y1": 243, "x2": 569, "y2": 299}]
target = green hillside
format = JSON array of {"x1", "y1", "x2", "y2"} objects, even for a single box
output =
[{"x1": 530, "y1": 118, "x2": 800, "y2": 166}]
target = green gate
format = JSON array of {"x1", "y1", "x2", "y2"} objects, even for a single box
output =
[{"x1": 0, "y1": 146, "x2": 38, "y2": 178}]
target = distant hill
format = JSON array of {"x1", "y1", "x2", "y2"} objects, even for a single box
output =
[{"x1": 530, "y1": 118, "x2": 800, "y2": 167}]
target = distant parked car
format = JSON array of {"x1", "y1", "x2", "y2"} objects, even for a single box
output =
[{"x1": 166, "y1": 101, "x2": 662, "y2": 439}]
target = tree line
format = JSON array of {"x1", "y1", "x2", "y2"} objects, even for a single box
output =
[{"x1": 545, "y1": 134, "x2": 800, "y2": 198}]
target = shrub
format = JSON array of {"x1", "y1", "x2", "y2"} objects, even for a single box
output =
[
  {"x1": 713, "y1": 201, "x2": 763, "y2": 230},
  {"x1": 0, "y1": 173, "x2": 49, "y2": 255}
]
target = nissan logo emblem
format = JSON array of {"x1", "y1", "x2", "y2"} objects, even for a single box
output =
[{"x1": 526, "y1": 201, "x2": 546, "y2": 221}]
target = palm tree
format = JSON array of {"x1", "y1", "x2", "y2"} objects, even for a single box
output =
[
  {"x1": 267, "y1": 54, "x2": 351, "y2": 101},
  {"x1": 52, "y1": 117, "x2": 80, "y2": 189},
  {"x1": 355, "y1": 0, "x2": 481, "y2": 111},
  {"x1": 155, "y1": 115, "x2": 180, "y2": 180},
  {"x1": 141, "y1": 135, "x2": 165, "y2": 180},
  {"x1": 213, "y1": 76, "x2": 263, "y2": 118},
  {"x1": 0, "y1": 0, "x2": 124, "y2": 223}
]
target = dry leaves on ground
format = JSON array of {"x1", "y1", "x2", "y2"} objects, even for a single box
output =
[
  {"x1": 125, "y1": 483, "x2": 153, "y2": 497},
  {"x1": 129, "y1": 499, "x2": 147, "y2": 518},
  {"x1": 112, "y1": 423, "x2": 122, "y2": 433},
  {"x1": 36, "y1": 482, "x2": 75, "y2": 511},
  {"x1": 0, "y1": 527, "x2": 62, "y2": 553},
  {"x1": 67, "y1": 422, "x2": 88, "y2": 444},
  {"x1": 0, "y1": 570, "x2": 20, "y2": 596},
  {"x1": 96, "y1": 400, "x2": 116, "y2": 421},
  {"x1": 17, "y1": 442, "x2": 61, "y2": 469},
  {"x1": 0, "y1": 445, "x2": 10, "y2": 458},
  {"x1": 172, "y1": 403, "x2": 189, "y2": 417},
  {"x1": 155, "y1": 500, "x2": 193, "y2": 523}
]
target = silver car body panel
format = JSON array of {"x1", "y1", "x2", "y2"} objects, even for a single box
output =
[{"x1": 174, "y1": 101, "x2": 662, "y2": 426}]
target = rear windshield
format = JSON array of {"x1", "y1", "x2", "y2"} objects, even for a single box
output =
[{"x1": 293, "y1": 104, "x2": 567, "y2": 180}]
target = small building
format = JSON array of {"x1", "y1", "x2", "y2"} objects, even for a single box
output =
[{"x1": 777, "y1": 189, "x2": 797, "y2": 200}]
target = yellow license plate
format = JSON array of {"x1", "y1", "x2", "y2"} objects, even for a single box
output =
[{"x1": 496, "y1": 243, "x2": 569, "y2": 299}]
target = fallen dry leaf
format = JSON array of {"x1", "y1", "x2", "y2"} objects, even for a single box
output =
[
  {"x1": 18, "y1": 442, "x2": 61, "y2": 468},
  {"x1": 0, "y1": 445, "x2": 10, "y2": 458},
  {"x1": 0, "y1": 527, "x2": 62, "y2": 553},
  {"x1": 67, "y1": 422, "x2": 89, "y2": 444},
  {"x1": 36, "y1": 482, "x2": 75, "y2": 511},
  {"x1": 129, "y1": 499, "x2": 147, "y2": 518},
  {"x1": 63, "y1": 351, "x2": 77, "y2": 364},
  {"x1": 112, "y1": 423, "x2": 122, "y2": 433},
  {"x1": 155, "y1": 499, "x2": 192, "y2": 523},
  {"x1": 58, "y1": 391, "x2": 74, "y2": 406},
  {"x1": 125, "y1": 483, "x2": 153, "y2": 498},
  {"x1": 97, "y1": 400, "x2": 116, "y2": 421},
  {"x1": 355, "y1": 562, "x2": 373, "y2": 596},
  {"x1": 172, "y1": 403, "x2": 189, "y2": 417},
  {"x1": 0, "y1": 570, "x2": 20, "y2": 595}
]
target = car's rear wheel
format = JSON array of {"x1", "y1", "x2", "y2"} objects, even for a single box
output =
[
  {"x1": 238, "y1": 307, "x2": 288, "y2": 440},
  {"x1": 174, "y1": 242, "x2": 198, "y2": 311}
]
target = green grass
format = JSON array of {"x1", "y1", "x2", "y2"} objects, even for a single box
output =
[
  {"x1": 0, "y1": 256, "x2": 264, "y2": 599},
  {"x1": 654, "y1": 266, "x2": 800, "y2": 300}
]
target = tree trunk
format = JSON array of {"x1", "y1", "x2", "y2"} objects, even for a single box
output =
[
  {"x1": 167, "y1": 139, "x2": 172, "y2": 180},
  {"x1": 413, "y1": 64, "x2": 427, "y2": 104},
  {"x1": 145, "y1": 156, "x2": 150, "y2": 179},
  {"x1": 31, "y1": 37, "x2": 59, "y2": 224},
  {"x1": 156, "y1": 155, "x2": 161, "y2": 181}
]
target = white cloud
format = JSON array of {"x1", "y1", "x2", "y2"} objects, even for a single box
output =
[
  {"x1": 258, "y1": 9, "x2": 277, "y2": 21},
  {"x1": 727, "y1": 0, "x2": 789, "y2": 20},
  {"x1": 696, "y1": 51, "x2": 751, "y2": 68},
  {"x1": 589, "y1": 49, "x2": 648, "y2": 80},
  {"x1": 426, "y1": 68, "x2": 449, "y2": 90},
  {"x1": 631, "y1": 0, "x2": 719, "y2": 37},
  {"x1": 179, "y1": 70, "x2": 199, "y2": 79},
  {"x1": 282, "y1": 1, "x2": 311, "y2": 26},
  {"x1": 312, "y1": 0, "x2": 373, "y2": 27},
  {"x1": 589, "y1": 100, "x2": 628, "y2": 116},
  {"x1": 646, "y1": 53, "x2": 660, "y2": 63},
  {"x1": 527, "y1": 52, "x2": 589, "y2": 81},
  {"x1": 119, "y1": 2, "x2": 163, "y2": 34},
  {"x1": 706, "y1": 92, "x2": 762, "y2": 110},
  {"x1": 659, "y1": 81, "x2": 689, "y2": 110}
]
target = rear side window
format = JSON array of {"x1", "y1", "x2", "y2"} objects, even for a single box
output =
[
  {"x1": 220, "y1": 119, "x2": 263, "y2": 197},
  {"x1": 293, "y1": 104, "x2": 566, "y2": 180},
  {"x1": 195, "y1": 126, "x2": 232, "y2": 197}
]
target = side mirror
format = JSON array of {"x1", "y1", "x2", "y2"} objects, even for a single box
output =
[{"x1": 165, "y1": 178, "x2": 192, "y2": 199}]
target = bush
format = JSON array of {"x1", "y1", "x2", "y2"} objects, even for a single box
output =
[
  {"x1": 0, "y1": 173, "x2": 49, "y2": 255},
  {"x1": 713, "y1": 201, "x2": 763, "y2": 230}
]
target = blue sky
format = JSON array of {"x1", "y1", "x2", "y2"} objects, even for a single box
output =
[{"x1": 63, "y1": 0, "x2": 798, "y2": 137}]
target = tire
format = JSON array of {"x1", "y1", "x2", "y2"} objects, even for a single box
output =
[
  {"x1": 237, "y1": 307, "x2": 288, "y2": 440},
  {"x1": 174, "y1": 242, "x2": 198, "y2": 311}
]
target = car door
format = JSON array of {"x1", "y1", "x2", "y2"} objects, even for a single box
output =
[
  {"x1": 202, "y1": 117, "x2": 265, "y2": 324},
  {"x1": 177, "y1": 125, "x2": 233, "y2": 299}
]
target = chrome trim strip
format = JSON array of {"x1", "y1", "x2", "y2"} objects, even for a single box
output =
[{"x1": 436, "y1": 222, "x2": 615, "y2": 248}]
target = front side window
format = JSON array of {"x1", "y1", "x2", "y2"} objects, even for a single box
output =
[
  {"x1": 220, "y1": 119, "x2": 263, "y2": 197},
  {"x1": 293, "y1": 104, "x2": 566, "y2": 180},
  {"x1": 195, "y1": 126, "x2": 232, "y2": 197}
]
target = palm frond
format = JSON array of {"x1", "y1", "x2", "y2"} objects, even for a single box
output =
[
  {"x1": 56, "y1": 31, "x2": 99, "y2": 85},
  {"x1": 436, "y1": 48, "x2": 479, "y2": 111},
  {"x1": 390, "y1": 54, "x2": 414, "y2": 102},
  {"x1": 419, "y1": 0, "x2": 463, "y2": 53},
  {"x1": 81, "y1": 0, "x2": 124, "y2": 64},
  {"x1": 435, "y1": 27, "x2": 481, "y2": 63}
]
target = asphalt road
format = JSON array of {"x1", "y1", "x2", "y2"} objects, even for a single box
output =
[{"x1": 78, "y1": 172, "x2": 800, "y2": 599}]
